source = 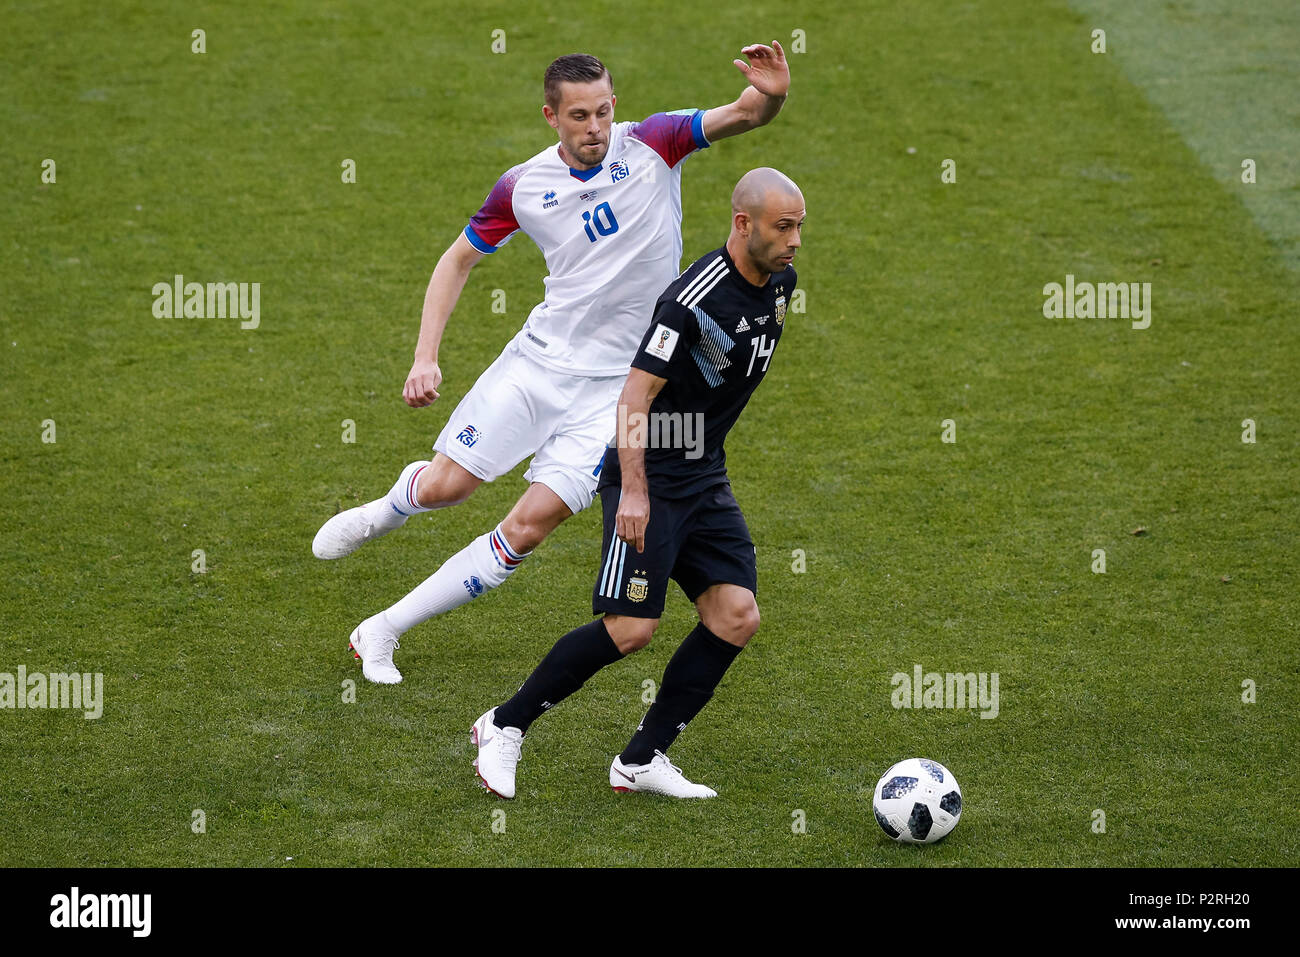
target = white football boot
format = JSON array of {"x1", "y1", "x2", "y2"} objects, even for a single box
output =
[
  {"x1": 348, "y1": 614, "x2": 402, "y2": 684},
  {"x1": 312, "y1": 500, "x2": 408, "y2": 560},
  {"x1": 471, "y1": 709, "x2": 524, "y2": 799},
  {"x1": 609, "y1": 751, "x2": 717, "y2": 798}
]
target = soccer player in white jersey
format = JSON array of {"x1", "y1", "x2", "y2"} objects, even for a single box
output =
[{"x1": 313, "y1": 46, "x2": 791, "y2": 684}]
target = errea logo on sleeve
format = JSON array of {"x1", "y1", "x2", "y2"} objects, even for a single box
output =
[{"x1": 644, "y1": 324, "x2": 679, "y2": 362}]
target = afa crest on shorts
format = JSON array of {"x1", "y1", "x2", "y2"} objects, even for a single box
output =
[{"x1": 626, "y1": 572, "x2": 649, "y2": 602}]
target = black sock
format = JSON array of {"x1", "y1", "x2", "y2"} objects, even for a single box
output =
[
  {"x1": 494, "y1": 618, "x2": 624, "y2": 733},
  {"x1": 620, "y1": 623, "x2": 742, "y2": 766}
]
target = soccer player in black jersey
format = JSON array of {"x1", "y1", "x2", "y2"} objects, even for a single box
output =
[{"x1": 472, "y1": 168, "x2": 805, "y2": 798}]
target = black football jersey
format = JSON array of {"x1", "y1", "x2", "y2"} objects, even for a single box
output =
[{"x1": 599, "y1": 244, "x2": 797, "y2": 498}]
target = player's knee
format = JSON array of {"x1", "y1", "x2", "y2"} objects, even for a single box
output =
[
  {"x1": 623, "y1": 628, "x2": 655, "y2": 654},
  {"x1": 526, "y1": 469, "x2": 592, "y2": 519},
  {"x1": 499, "y1": 514, "x2": 548, "y2": 553},
  {"x1": 710, "y1": 600, "x2": 760, "y2": 646},
  {"x1": 502, "y1": 486, "x2": 574, "y2": 552},
  {"x1": 604, "y1": 615, "x2": 657, "y2": 654}
]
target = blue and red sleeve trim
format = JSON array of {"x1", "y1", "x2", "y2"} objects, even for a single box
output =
[
  {"x1": 465, "y1": 166, "x2": 524, "y2": 253},
  {"x1": 629, "y1": 109, "x2": 710, "y2": 168},
  {"x1": 689, "y1": 108, "x2": 710, "y2": 150},
  {"x1": 463, "y1": 225, "x2": 498, "y2": 254}
]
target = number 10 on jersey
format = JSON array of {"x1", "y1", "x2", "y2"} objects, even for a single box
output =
[{"x1": 582, "y1": 202, "x2": 620, "y2": 242}]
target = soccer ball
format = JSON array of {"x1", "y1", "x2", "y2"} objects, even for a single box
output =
[{"x1": 872, "y1": 758, "x2": 962, "y2": 844}]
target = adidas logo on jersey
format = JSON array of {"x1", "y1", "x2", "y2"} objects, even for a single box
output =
[{"x1": 735, "y1": 317, "x2": 750, "y2": 333}]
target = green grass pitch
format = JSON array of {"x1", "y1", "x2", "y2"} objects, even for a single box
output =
[{"x1": 2, "y1": 0, "x2": 1297, "y2": 867}]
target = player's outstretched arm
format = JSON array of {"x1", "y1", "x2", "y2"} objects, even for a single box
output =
[
  {"x1": 702, "y1": 40, "x2": 790, "y2": 142},
  {"x1": 614, "y1": 368, "x2": 667, "y2": 553},
  {"x1": 403, "y1": 232, "x2": 485, "y2": 408}
]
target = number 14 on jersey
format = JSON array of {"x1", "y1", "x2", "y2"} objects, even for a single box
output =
[{"x1": 747, "y1": 334, "x2": 775, "y2": 376}]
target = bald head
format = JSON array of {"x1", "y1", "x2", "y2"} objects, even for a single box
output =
[
  {"x1": 726, "y1": 167, "x2": 805, "y2": 283},
  {"x1": 731, "y1": 167, "x2": 803, "y2": 217}
]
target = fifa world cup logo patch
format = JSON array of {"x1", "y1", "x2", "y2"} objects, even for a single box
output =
[
  {"x1": 626, "y1": 573, "x2": 649, "y2": 603},
  {"x1": 643, "y1": 323, "x2": 679, "y2": 361}
]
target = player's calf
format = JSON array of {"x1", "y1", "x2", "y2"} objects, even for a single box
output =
[{"x1": 618, "y1": 621, "x2": 744, "y2": 772}]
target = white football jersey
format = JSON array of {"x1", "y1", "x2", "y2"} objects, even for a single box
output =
[{"x1": 464, "y1": 110, "x2": 710, "y2": 376}]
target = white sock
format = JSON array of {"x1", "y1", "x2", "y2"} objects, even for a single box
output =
[
  {"x1": 359, "y1": 460, "x2": 432, "y2": 533},
  {"x1": 386, "y1": 460, "x2": 434, "y2": 517},
  {"x1": 384, "y1": 524, "x2": 531, "y2": 634},
  {"x1": 362, "y1": 609, "x2": 397, "y2": 634}
]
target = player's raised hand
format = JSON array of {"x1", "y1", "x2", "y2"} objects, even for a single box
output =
[
  {"x1": 403, "y1": 357, "x2": 442, "y2": 408},
  {"x1": 733, "y1": 40, "x2": 789, "y2": 98},
  {"x1": 616, "y1": 488, "x2": 650, "y2": 553}
]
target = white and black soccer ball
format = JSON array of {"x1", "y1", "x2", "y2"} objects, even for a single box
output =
[{"x1": 872, "y1": 758, "x2": 962, "y2": 844}]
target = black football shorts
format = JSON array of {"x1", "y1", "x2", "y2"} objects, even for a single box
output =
[{"x1": 592, "y1": 482, "x2": 757, "y2": 619}]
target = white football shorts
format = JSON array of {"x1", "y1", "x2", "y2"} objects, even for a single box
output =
[{"x1": 433, "y1": 333, "x2": 624, "y2": 515}]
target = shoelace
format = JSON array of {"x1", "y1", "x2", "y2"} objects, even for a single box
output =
[
  {"x1": 499, "y1": 729, "x2": 523, "y2": 770},
  {"x1": 652, "y1": 750, "x2": 683, "y2": 778}
]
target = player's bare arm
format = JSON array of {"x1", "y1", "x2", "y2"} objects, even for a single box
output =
[
  {"x1": 614, "y1": 367, "x2": 666, "y2": 553},
  {"x1": 701, "y1": 41, "x2": 790, "y2": 142},
  {"x1": 403, "y1": 231, "x2": 486, "y2": 408}
]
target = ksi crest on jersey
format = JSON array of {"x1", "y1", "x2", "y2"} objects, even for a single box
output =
[{"x1": 609, "y1": 160, "x2": 630, "y2": 183}]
